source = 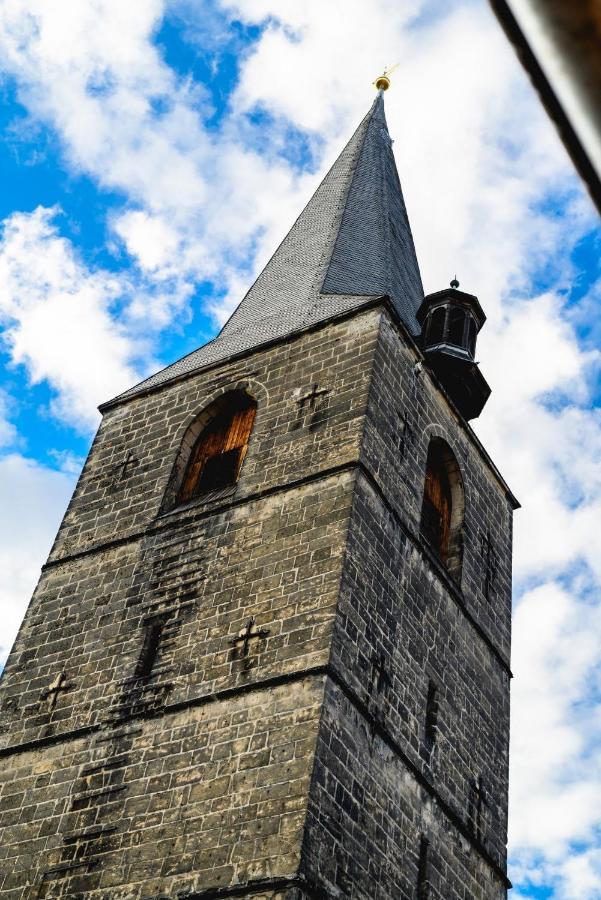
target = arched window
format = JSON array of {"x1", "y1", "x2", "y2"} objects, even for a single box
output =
[
  {"x1": 428, "y1": 307, "x2": 446, "y2": 345},
  {"x1": 467, "y1": 316, "x2": 477, "y2": 356},
  {"x1": 420, "y1": 438, "x2": 464, "y2": 580},
  {"x1": 173, "y1": 391, "x2": 257, "y2": 507},
  {"x1": 448, "y1": 307, "x2": 465, "y2": 346}
]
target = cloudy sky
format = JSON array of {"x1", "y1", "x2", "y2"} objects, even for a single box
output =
[{"x1": 0, "y1": 0, "x2": 599, "y2": 896}]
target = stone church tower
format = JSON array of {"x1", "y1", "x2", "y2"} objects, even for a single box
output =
[{"x1": 0, "y1": 91, "x2": 517, "y2": 899}]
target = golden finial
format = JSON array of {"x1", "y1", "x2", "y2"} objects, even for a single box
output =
[{"x1": 374, "y1": 64, "x2": 399, "y2": 91}]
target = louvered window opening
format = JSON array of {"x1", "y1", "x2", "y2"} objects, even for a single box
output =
[
  {"x1": 425, "y1": 305, "x2": 477, "y2": 358},
  {"x1": 428, "y1": 307, "x2": 446, "y2": 344},
  {"x1": 177, "y1": 397, "x2": 256, "y2": 504},
  {"x1": 420, "y1": 446, "x2": 452, "y2": 564},
  {"x1": 448, "y1": 307, "x2": 465, "y2": 345}
]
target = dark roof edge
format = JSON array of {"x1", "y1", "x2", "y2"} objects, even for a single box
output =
[
  {"x1": 98, "y1": 294, "x2": 384, "y2": 413},
  {"x1": 489, "y1": 0, "x2": 601, "y2": 213},
  {"x1": 98, "y1": 295, "x2": 519, "y2": 510}
]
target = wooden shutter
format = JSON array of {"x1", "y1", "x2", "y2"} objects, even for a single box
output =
[
  {"x1": 177, "y1": 397, "x2": 256, "y2": 504},
  {"x1": 421, "y1": 450, "x2": 452, "y2": 563},
  {"x1": 224, "y1": 403, "x2": 256, "y2": 475}
]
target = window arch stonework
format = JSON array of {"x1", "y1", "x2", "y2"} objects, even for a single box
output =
[{"x1": 163, "y1": 390, "x2": 257, "y2": 511}]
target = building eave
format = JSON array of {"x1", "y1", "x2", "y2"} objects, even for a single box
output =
[{"x1": 489, "y1": 0, "x2": 601, "y2": 213}]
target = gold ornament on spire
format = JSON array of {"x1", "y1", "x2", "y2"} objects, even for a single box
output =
[{"x1": 374, "y1": 63, "x2": 399, "y2": 91}]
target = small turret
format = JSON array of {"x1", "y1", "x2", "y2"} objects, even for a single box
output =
[{"x1": 417, "y1": 280, "x2": 491, "y2": 420}]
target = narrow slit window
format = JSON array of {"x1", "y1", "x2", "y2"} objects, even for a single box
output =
[
  {"x1": 177, "y1": 394, "x2": 256, "y2": 505},
  {"x1": 467, "y1": 316, "x2": 477, "y2": 356},
  {"x1": 420, "y1": 446, "x2": 452, "y2": 564},
  {"x1": 425, "y1": 681, "x2": 439, "y2": 748},
  {"x1": 417, "y1": 835, "x2": 431, "y2": 900},
  {"x1": 136, "y1": 621, "x2": 164, "y2": 678}
]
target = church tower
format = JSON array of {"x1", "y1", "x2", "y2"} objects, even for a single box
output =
[{"x1": 0, "y1": 90, "x2": 517, "y2": 899}]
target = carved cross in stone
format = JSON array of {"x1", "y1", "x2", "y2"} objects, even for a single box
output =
[
  {"x1": 298, "y1": 383, "x2": 329, "y2": 410},
  {"x1": 480, "y1": 529, "x2": 497, "y2": 600},
  {"x1": 231, "y1": 617, "x2": 270, "y2": 659},
  {"x1": 112, "y1": 450, "x2": 139, "y2": 483},
  {"x1": 41, "y1": 672, "x2": 69, "y2": 713}
]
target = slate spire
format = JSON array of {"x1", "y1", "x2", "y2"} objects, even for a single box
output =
[
  {"x1": 113, "y1": 92, "x2": 424, "y2": 404},
  {"x1": 321, "y1": 91, "x2": 423, "y2": 329}
]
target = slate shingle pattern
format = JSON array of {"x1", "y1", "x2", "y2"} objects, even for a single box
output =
[
  {"x1": 112, "y1": 92, "x2": 424, "y2": 404},
  {"x1": 321, "y1": 92, "x2": 423, "y2": 330}
]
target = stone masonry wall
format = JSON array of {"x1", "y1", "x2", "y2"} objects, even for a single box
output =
[
  {"x1": 329, "y1": 472, "x2": 510, "y2": 872},
  {"x1": 0, "y1": 310, "x2": 378, "y2": 751},
  {"x1": 361, "y1": 312, "x2": 514, "y2": 660},
  {"x1": 0, "y1": 301, "x2": 514, "y2": 898},
  {"x1": 0, "y1": 676, "x2": 325, "y2": 898},
  {"x1": 0, "y1": 310, "x2": 379, "y2": 898},
  {"x1": 305, "y1": 307, "x2": 513, "y2": 893},
  {"x1": 47, "y1": 311, "x2": 379, "y2": 564},
  {"x1": 362, "y1": 309, "x2": 512, "y2": 861},
  {"x1": 0, "y1": 473, "x2": 352, "y2": 752},
  {"x1": 302, "y1": 678, "x2": 507, "y2": 899}
]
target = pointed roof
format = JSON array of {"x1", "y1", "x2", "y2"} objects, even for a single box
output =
[
  {"x1": 109, "y1": 92, "x2": 424, "y2": 406},
  {"x1": 322, "y1": 92, "x2": 423, "y2": 325}
]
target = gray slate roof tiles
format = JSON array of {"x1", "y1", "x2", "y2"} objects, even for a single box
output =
[
  {"x1": 110, "y1": 92, "x2": 424, "y2": 405},
  {"x1": 321, "y1": 92, "x2": 423, "y2": 330}
]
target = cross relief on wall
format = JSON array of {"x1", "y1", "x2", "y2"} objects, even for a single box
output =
[
  {"x1": 40, "y1": 671, "x2": 72, "y2": 717},
  {"x1": 480, "y1": 529, "x2": 498, "y2": 600},
  {"x1": 292, "y1": 383, "x2": 331, "y2": 431},
  {"x1": 107, "y1": 449, "x2": 140, "y2": 490},
  {"x1": 231, "y1": 617, "x2": 270, "y2": 669}
]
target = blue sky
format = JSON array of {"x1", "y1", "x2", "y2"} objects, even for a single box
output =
[{"x1": 0, "y1": 1, "x2": 600, "y2": 896}]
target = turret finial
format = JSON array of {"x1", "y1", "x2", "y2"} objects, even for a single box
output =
[
  {"x1": 450, "y1": 276, "x2": 459, "y2": 289},
  {"x1": 374, "y1": 64, "x2": 399, "y2": 91}
]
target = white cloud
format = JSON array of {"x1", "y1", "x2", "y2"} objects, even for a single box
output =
[
  {"x1": 559, "y1": 849, "x2": 601, "y2": 899},
  {"x1": 227, "y1": 0, "x2": 424, "y2": 133},
  {"x1": 113, "y1": 210, "x2": 181, "y2": 273},
  {"x1": 477, "y1": 293, "x2": 601, "y2": 581},
  {"x1": 0, "y1": 390, "x2": 18, "y2": 448},
  {"x1": 510, "y1": 583, "x2": 601, "y2": 854},
  {"x1": 224, "y1": 0, "x2": 584, "y2": 303},
  {"x1": 0, "y1": 452, "x2": 74, "y2": 665},
  {"x1": 0, "y1": 0, "x2": 208, "y2": 211},
  {"x1": 0, "y1": 206, "x2": 142, "y2": 429},
  {"x1": 0, "y1": 0, "x2": 303, "y2": 300}
]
